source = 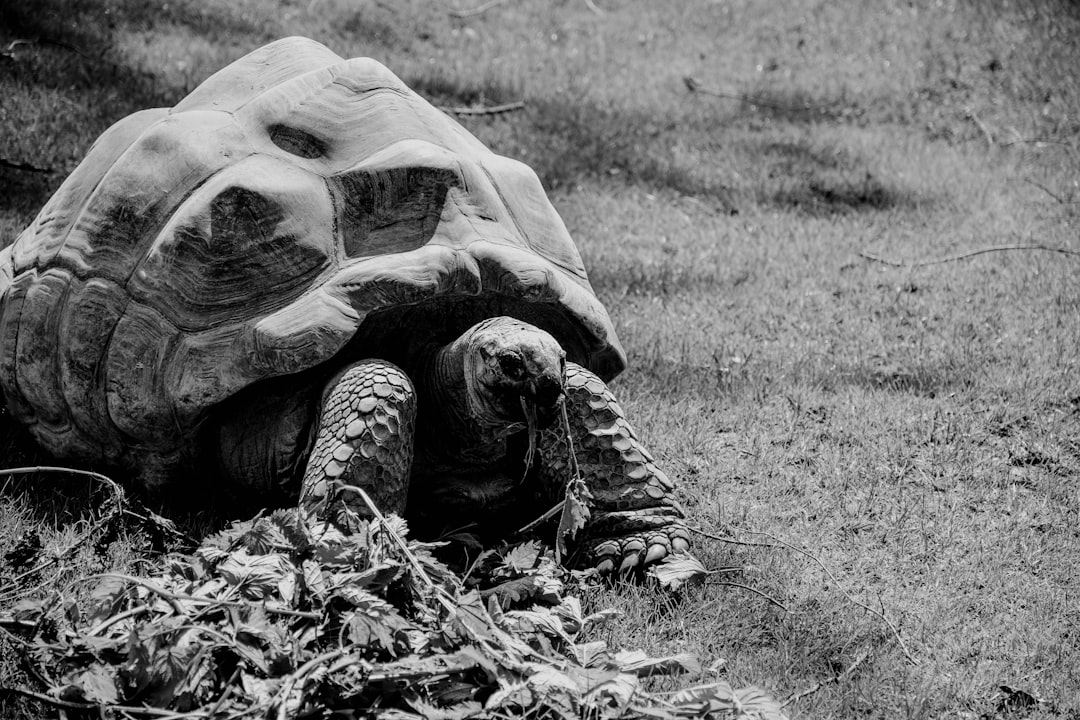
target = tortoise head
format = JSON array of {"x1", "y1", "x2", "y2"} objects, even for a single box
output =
[{"x1": 459, "y1": 316, "x2": 567, "y2": 430}]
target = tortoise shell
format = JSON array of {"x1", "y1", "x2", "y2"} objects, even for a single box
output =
[{"x1": 0, "y1": 36, "x2": 625, "y2": 490}]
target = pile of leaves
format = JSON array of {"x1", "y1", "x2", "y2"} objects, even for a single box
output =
[{"x1": 1, "y1": 502, "x2": 787, "y2": 719}]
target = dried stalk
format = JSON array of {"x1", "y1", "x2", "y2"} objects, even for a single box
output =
[
  {"x1": 439, "y1": 100, "x2": 525, "y2": 116},
  {"x1": 858, "y1": 244, "x2": 1080, "y2": 268},
  {"x1": 745, "y1": 530, "x2": 917, "y2": 665},
  {"x1": 448, "y1": 0, "x2": 510, "y2": 18},
  {"x1": 782, "y1": 648, "x2": 872, "y2": 707}
]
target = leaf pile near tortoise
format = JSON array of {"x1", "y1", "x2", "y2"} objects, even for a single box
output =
[{"x1": 2, "y1": 506, "x2": 787, "y2": 719}]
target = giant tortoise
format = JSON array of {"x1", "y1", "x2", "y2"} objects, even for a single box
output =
[{"x1": 0, "y1": 37, "x2": 688, "y2": 572}]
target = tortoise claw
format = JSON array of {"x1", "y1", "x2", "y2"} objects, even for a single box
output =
[
  {"x1": 644, "y1": 543, "x2": 668, "y2": 565},
  {"x1": 672, "y1": 537, "x2": 690, "y2": 554},
  {"x1": 596, "y1": 557, "x2": 615, "y2": 575},
  {"x1": 619, "y1": 552, "x2": 640, "y2": 573}
]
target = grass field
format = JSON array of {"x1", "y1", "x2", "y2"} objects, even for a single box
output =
[{"x1": 2, "y1": 0, "x2": 1079, "y2": 717}]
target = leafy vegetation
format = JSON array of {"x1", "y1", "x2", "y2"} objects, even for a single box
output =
[
  {"x1": 2, "y1": 0, "x2": 1080, "y2": 718},
  {"x1": 3, "y1": 488, "x2": 780, "y2": 718}
]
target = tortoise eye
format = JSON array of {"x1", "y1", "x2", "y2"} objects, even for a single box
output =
[{"x1": 499, "y1": 353, "x2": 526, "y2": 380}]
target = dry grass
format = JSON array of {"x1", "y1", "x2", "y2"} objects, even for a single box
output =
[{"x1": 2, "y1": 0, "x2": 1079, "y2": 717}]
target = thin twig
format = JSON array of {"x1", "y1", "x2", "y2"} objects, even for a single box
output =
[
  {"x1": 744, "y1": 530, "x2": 917, "y2": 665},
  {"x1": 0, "y1": 465, "x2": 193, "y2": 545},
  {"x1": 87, "y1": 603, "x2": 150, "y2": 636},
  {"x1": 964, "y1": 107, "x2": 994, "y2": 147},
  {"x1": 515, "y1": 500, "x2": 565, "y2": 536},
  {"x1": 0, "y1": 686, "x2": 211, "y2": 717},
  {"x1": 684, "y1": 76, "x2": 828, "y2": 113},
  {"x1": 0, "y1": 464, "x2": 121, "y2": 486},
  {"x1": 273, "y1": 649, "x2": 349, "y2": 720},
  {"x1": 782, "y1": 648, "x2": 872, "y2": 707},
  {"x1": 582, "y1": 0, "x2": 604, "y2": 15},
  {"x1": 83, "y1": 574, "x2": 187, "y2": 615},
  {"x1": 702, "y1": 582, "x2": 789, "y2": 612},
  {"x1": 858, "y1": 244, "x2": 1080, "y2": 268},
  {"x1": 689, "y1": 525, "x2": 780, "y2": 548},
  {"x1": 0, "y1": 158, "x2": 52, "y2": 174},
  {"x1": 1021, "y1": 177, "x2": 1068, "y2": 204},
  {"x1": 439, "y1": 100, "x2": 525, "y2": 116},
  {"x1": 1000, "y1": 137, "x2": 1078, "y2": 152},
  {"x1": 207, "y1": 667, "x2": 241, "y2": 717},
  {"x1": 0, "y1": 466, "x2": 127, "y2": 591},
  {"x1": 339, "y1": 484, "x2": 442, "y2": 591},
  {"x1": 555, "y1": 400, "x2": 587, "y2": 564},
  {"x1": 448, "y1": 0, "x2": 509, "y2": 18}
]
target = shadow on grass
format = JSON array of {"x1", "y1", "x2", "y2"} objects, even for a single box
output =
[
  {"x1": 0, "y1": 409, "x2": 233, "y2": 548},
  {"x1": 0, "y1": 0, "x2": 267, "y2": 53},
  {"x1": 630, "y1": 354, "x2": 974, "y2": 404},
  {"x1": 0, "y1": 0, "x2": 284, "y2": 221},
  {"x1": 415, "y1": 73, "x2": 927, "y2": 217}
]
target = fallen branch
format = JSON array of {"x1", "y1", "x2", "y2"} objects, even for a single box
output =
[
  {"x1": 1000, "y1": 137, "x2": 1078, "y2": 152},
  {"x1": 782, "y1": 648, "x2": 872, "y2": 708},
  {"x1": 0, "y1": 686, "x2": 211, "y2": 718},
  {"x1": 439, "y1": 100, "x2": 525, "y2": 116},
  {"x1": 858, "y1": 244, "x2": 1080, "y2": 268},
  {"x1": 964, "y1": 107, "x2": 994, "y2": 147},
  {"x1": 690, "y1": 525, "x2": 780, "y2": 549},
  {"x1": 0, "y1": 158, "x2": 52, "y2": 174},
  {"x1": 744, "y1": 530, "x2": 917, "y2": 665},
  {"x1": 0, "y1": 465, "x2": 191, "y2": 544},
  {"x1": 515, "y1": 500, "x2": 565, "y2": 536},
  {"x1": 273, "y1": 649, "x2": 351, "y2": 720},
  {"x1": 448, "y1": 0, "x2": 510, "y2": 18},
  {"x1": 700, "y1": 582, "x2": 789, "y2": 612},
  {"x1": 1022, "y1": 178, "x2": 1070, "y2": 204},
  {"x1": 684, "y1": 76, "x2": 828, "y2": 114},
  {"x1": 0, "y1": 467, "x2": 127, "y2": 592}
]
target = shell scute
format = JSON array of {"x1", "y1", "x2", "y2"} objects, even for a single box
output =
[
  {"x1": 129, "y1": 153, "x2": 336, "y2": 330},
  {"x1": 13, "y1": 269, "x2": 70, "y2": 426},
  {"x1": 58, "y1": 277, "x2": 129, "y2": 457}
]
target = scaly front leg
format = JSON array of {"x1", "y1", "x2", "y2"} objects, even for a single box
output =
[
  {"x1": 300, "y1": 360, "x2": 417, "y2": 529},
  {"x1": 538, "y1": 363, "x2": 690, "y2": 573}
]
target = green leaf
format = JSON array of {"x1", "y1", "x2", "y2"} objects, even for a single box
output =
[
  {"x1": 556, "y1": 485, "x2": 591, "y2": 562},
  {"x1": 579, "y1": 668, "x2": 639, "y2": 706},
  {"x1": 69, "y1": 665, "x2": 119, "y2": 704},
  {"x1": 86, "y1": 576, "x2": 130, "y2": 625},
  {"x1": 302, "y1": 558, "x2": 327, "y2": 602},
  {"x1": 612, "y1": 650, "x2": 702, "y2": 677},
  {"x1": 647, "y1": 552, "x2": 709, "y2": 591},
  {"x1": 734, "y1": 685, "x2": 790, "y2": 720},
  {"x1": 483, "y1": 575, "x2": 547, "y2": 609},
  {"x1": 336, "y1": 587, "x2": 412, "y2": 655},
  {"x1": 571, "y1": 641, "x2": 612, "y2": 668},
  {"x1": 402, "y1": 690, "x2": 483, "y2": 719},
  {"x1": 218, "y1": 551, "x2": 292, "y2": 599},
  {"x1": 500, "y1": 540, "x2": 541, "y2": 573},
  {"x1": 666, "y1": 681, "x2": 739, "y2": 715}
]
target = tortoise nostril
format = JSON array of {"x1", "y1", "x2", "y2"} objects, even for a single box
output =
[
  {"x1": 498, "y1": 353, "x2": 526, "y2": 380},
  {"x1": 532, "y1": 373, "x2": 564, "y2": 410}
]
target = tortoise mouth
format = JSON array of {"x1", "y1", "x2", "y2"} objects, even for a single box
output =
[{"x1": 207, "y1": 294, "x2": 595, "y2": 500}]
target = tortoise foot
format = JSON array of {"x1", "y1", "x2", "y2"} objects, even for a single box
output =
[
  {"x1": 585, "y1": 509, "x2": 691, "y2": 574},
  {"x1": 300, "y1": 360, "x2": 416, "y2": 527},
  {"x1": 538, "y1": 363, "x2": 691, "y2": 573}
]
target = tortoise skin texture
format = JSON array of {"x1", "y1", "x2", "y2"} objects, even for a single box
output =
[{"x1": 0, "y1": 37, "x2": 689, "y2": 570}]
